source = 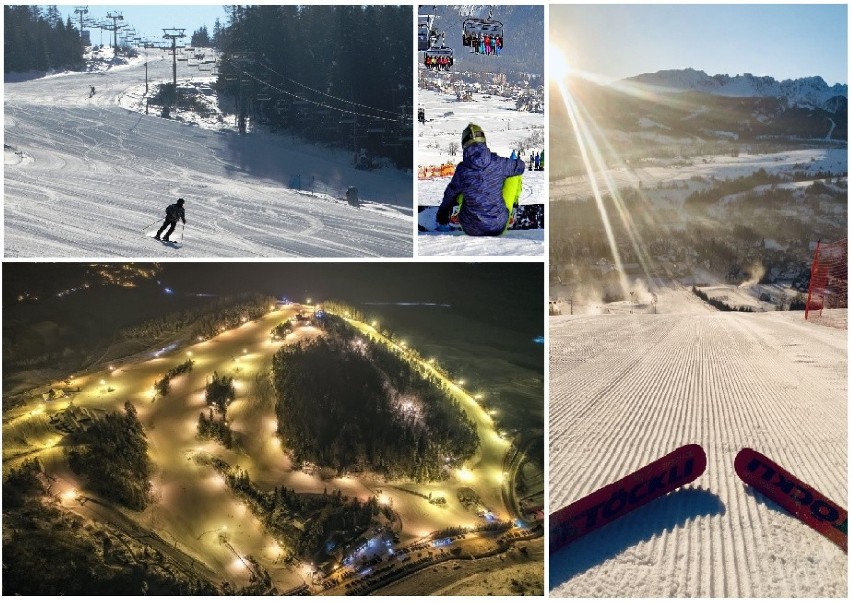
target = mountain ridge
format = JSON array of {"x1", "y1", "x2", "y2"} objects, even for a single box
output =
[{"x1": 625, "y1": 68, "x2": 847, "y2": 110}]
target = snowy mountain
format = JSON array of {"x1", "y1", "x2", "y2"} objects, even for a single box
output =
[
  {"x1": 551, "y1": 72, "x2": 848, "y2": 154},
  {"x1": 626, "y1": 68, "x2": 847, "y2": 110}
]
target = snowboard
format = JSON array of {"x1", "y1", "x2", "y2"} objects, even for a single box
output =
[
  {"x1": 550, "y1": 444, "x2": 707, "y2": 553},
  {"x1": 418, "y1": 203, "x2": 544, "y2": 232},
  {"x1": 735, "y1": 447, "x2": 847, "y2": 552}
]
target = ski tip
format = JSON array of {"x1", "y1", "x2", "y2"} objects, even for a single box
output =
[{"x1": 677, "y1": 443, "x2": 708, "y2": 479}]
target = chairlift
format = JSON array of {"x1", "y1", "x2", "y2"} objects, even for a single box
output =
[
  {"x1": 424, "y1": 42, "x2": 453, "y2": 69},
  {"x1": 462, "y1": 8, "x2": 504, "y2": 48},
  {"x1": 417, "y1": 13, "x2": 439, "y2": 52}
]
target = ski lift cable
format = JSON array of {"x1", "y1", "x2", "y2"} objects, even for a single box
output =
[
  {"x1": 234, "y1": 68, "x2": 402, "y2": 123},
  {"x1": 256, "y1": 61, "x2": 399, "y2": 117}
]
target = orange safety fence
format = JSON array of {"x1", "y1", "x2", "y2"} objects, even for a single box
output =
[{"x1": 418, "y1": 163, "x2": 456, "y2": 180}]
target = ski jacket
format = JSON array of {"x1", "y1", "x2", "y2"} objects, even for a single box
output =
[
  {"x1": 437, "y1": 142, "x2": 525, "y2": 236},
  {"x1": 165, "y1": 203, "x2": 186, "y2": 223}
]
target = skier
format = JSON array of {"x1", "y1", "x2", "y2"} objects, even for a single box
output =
[
  {"x1": 418, "y1": 107, "x2": 426, "y2": 124},
  {"x1": 436, "y1": 123, "x2": 525, "y2": 236},
  {"x1": 155, "y1": 198, "x2": 186, "y2": 241},
  {"x1": 510, "y1": 149, "x2": 518, "y2": 160},
  {"x1": 90, "y1": 85, "x2": 95, "y2": 97}
]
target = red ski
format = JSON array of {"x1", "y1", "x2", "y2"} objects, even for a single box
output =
[
  {"x1": 550, "y1": 443, "x2": 707, "y2": 553},
  {"x1": 734, "y1": 447, "x2": 847, "y2": 552}
]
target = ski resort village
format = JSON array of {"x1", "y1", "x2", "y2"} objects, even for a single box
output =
[
  {"x1": 4, "y1": 6, "x2": 414, "y2": 258},
  {"x1": 2, "y1": 263, "x2": 544, "y2": 595},
  {"x1": 417, "y1": 6, "x2": 545, "y2": 256},
  {"x1": 548, "y1": 4, "x2": 847, "y2": 598}
]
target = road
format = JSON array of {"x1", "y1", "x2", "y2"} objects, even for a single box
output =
[
  {"x1": 4, "y1": 305, "x2": 521, "y2": 591},
  {"x1": 4, "y1": 57, "x2": 412, "y2": 257}
]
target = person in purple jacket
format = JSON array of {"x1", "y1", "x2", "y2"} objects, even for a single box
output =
[{"x1": 436, "y1": 123, "x2": 525, "y2": 236}]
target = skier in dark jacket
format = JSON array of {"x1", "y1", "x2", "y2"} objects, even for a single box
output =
[
  {"x1": 436, "y1": 123, "x2": 525, "y2": 236},
  {"x1": 155, "y1": 198, "x2": 186, "y2": 241}
]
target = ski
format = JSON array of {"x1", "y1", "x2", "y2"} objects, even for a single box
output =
[
  {"x1": 734, "y1": 447, "x2": 847, "y2": 552},
  {"x1": 418, "y1": 203, "x2": 544, "y2": 232},
  {"x1": 144, "y1": 234, "x2": 182, "y2": 248},
  {"x1": 550, "y1": 443, "x2": 707, "y2": 553}
]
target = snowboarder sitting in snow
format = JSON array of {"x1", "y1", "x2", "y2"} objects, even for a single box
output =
[
  {"x1": 436, "y1": 123, "x2": 525, "y2": 236},
  {"x1": 155, "y1": 198, "x2": 186, "y2": 242}
]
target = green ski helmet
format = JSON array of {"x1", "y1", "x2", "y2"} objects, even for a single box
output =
[{"x1": 462, "y1": 123, "x2": 486, "y2": 148}]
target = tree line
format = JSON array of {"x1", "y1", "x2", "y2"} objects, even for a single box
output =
[
  {"x1": 272, "y1": 314, "x2": 478, "y2": 481},
  {"x1": 66, "y1": 401, "x2": 152, "y2": 511},
  {"x1": 213, "y1": 5, "x2": 412, "y2": 168},
  {"x1": 225, "y1": 466, "x2": 386, "y2": 560},
  {"x1": 5, "y1": 5, "x2": 84, "y2": 74},
  {"x1": 119, "y1": 293, "x2": 275, "y2": 342}
]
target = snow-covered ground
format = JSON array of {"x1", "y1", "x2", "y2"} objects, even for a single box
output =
[
  {"x1": 8, "y1": 306, "x2": 517, "y2": 591},
  {"x1": 549, "y1": 294, "x2": 847, "y2": 596},
  {"x1": 4, "y1": 52, "x2": 413, "y2": 257},
  {"x1": 417, "y1": 89, "x2": 545, "y2": 257},
  {"x1": 551, "y1": 147, "x2": 847, "y2": 204}
]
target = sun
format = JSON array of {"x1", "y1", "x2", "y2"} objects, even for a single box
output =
[{"x1": 549, "y1": 43, "x2": 571, "y2": 81}]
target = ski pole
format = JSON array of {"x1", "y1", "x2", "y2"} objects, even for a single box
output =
[
  {"x1": 180, "y1": 222, "x2": 185, "y2": 243},
  {"x1": 141, "y1": 218, "x2": 161, "y2": 232}
]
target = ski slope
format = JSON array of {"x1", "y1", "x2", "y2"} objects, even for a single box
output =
[
  {"x1": 417, "y1": 89, "x2": 544, "y2": 256},
  {"x1": 550, "y1": 307, "x2": 847, "y2": 597},
  {"x1": 4, "y1": 55, "x2": 412, "y2": 257}
]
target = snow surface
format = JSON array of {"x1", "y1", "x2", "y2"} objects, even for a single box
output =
[
  {"x1": 4, "y1": 52, "x2": 413, "y2": 257},
  {"x1": 417, "y1": 89, "x2": 544, "y2": 257},
  {"x1": 550, "y1": 300, "x2": 847, "y2": 596},
  {"x1": 551, "y1": 147, "x2": 848, "y2": 204}
]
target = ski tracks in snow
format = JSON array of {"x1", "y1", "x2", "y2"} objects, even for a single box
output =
[
  {"x1": 549, "y1": 311, "x2": 847, "y2": 596},
  {"x1": 4, "y1": 64, "x2": 412, "y2": 258}
]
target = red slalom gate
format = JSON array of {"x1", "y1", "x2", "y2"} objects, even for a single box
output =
[
  {"x1": 550, "y1": 444, "x2": 707, "y2": 553},
  {"x1": 735, "y1": 448, "x2": 847, "y2": 552}
]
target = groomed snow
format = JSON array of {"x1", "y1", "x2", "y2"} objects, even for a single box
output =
[
  {"x1": 5, "y1": 52, "x2": 413, "y2": 257},
  {"x1": 417, "y1": 89, "x2": 544, "y2": 257},
  {"x1": 549, "y1": 301, "x2": 847, "y2": 597}
]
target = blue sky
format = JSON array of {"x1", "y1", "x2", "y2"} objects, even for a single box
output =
[
  {"x1": 60, "y1": 5, "x2": 229, "y2": 45},
  {"x1": 550, "y1": 4, "x2": 847, "y2": 85}
]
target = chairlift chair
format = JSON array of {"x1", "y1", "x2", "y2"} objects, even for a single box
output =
[
  {"x1": 424, "y1": 44, "x2": 454, "y2": 68},
  {"x1": 461, "y1": 9, "x2": 504, "y2": 48}
]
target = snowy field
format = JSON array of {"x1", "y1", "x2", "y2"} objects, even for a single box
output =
[
  {"x1": 549, "y1": 295, "x2": 847, "y2": 596},
  {"x1": 4, "y1": 53, "x2": 413, "y2": 257},
  {"x1": 417, "y1": 89, "x2": 544, "y2": 257},
  {"x1": 551, "y1": 147, "x2": 847, "y2": 204}
]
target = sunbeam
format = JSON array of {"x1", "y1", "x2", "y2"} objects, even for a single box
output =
[{"x1": 555, "y1": 77, "x2": 630, "y2": 297}]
